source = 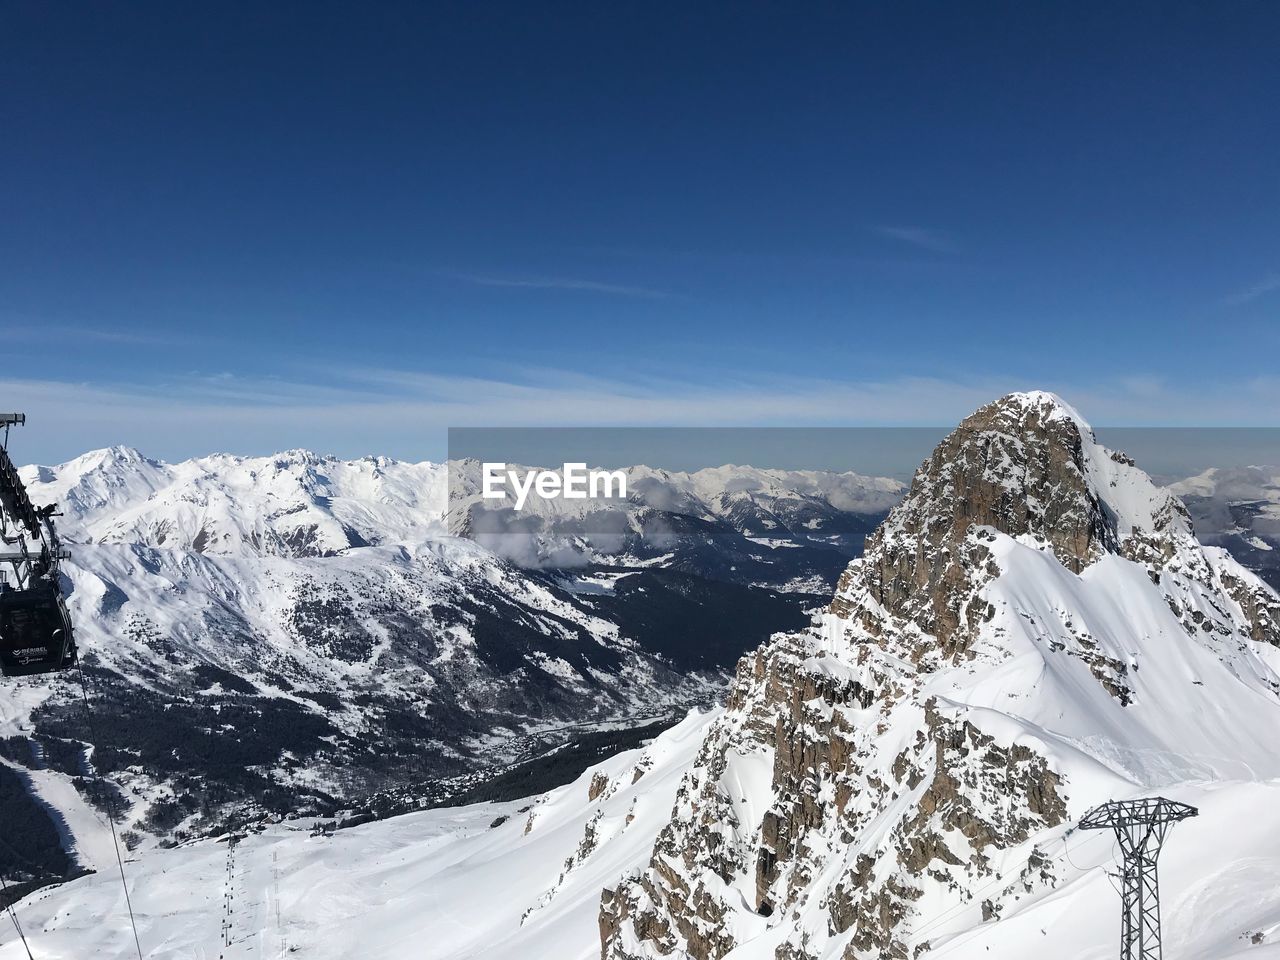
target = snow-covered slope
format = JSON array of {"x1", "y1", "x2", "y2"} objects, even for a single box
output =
[
  {"x1": 3, "y1": 708, "x2": 718, "y2": 960},
  {"x1": 600, "y1": 392, "x2": 1280, "y2": 959},
  {"x1": 8, "y1": 713, "x2": 1280, "y2": 959}
]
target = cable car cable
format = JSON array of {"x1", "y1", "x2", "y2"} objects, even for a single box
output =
[
  {"x1": 0, "y1": 872, "x2": 35, "y2": 960},
  {"x1": 74, "y1": 661, "x2": 145, "y2": 960}
]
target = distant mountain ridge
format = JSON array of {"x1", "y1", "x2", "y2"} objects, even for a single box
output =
[
  {"x1": 22, "y1": 445, "x2": 449, "y2": 556},
  {"x1": 24, "y1": 448, "x2": 902, "y2": 566},
  {"x1": 1171, "y1": 464, "x2": 1280, "y2": 591},
  {"x1": 33, "y1": 445, "x2": 1274, "y2": 586}
]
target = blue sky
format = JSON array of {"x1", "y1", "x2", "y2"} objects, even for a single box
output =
[{"x1": 2, "y1": 2, "x2": 1279, "y2": 462}]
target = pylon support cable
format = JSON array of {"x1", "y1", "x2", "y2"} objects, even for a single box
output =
[{"x1": 75, "y1": 662, "x2": 145, "y2": 960}]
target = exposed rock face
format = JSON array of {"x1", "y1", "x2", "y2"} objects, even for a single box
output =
[
  {"x1": 590, "y1": 772, "x2": 612, "y2": 802},
  {"x1": 600, "y1": 392, "x2": 1280, "y2": 960},
  {"x1": 1216, "y1": 565, "x2": 1280, "y2": 646}
]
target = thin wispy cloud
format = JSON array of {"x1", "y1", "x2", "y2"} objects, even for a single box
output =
[
  {"x1": 1224, "y1": 272, "x2": 1280, "y2": 306},
  {"x1": 0, "y1": 321, "x2": 183, "y2": 346},
  {"x1": 459, "y1": 274, "x2": 669, "y2": 300},
  {"x1": 872, "y1": 226, "x2": 956, "y2": 255}
]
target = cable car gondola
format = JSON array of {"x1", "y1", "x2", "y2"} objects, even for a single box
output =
[
  {"x1": 0, "y1": 413, "x2": 77, "y2": 677},
  {"x1": 0, "y1": 581, "x2": 76, "y2": 676}
]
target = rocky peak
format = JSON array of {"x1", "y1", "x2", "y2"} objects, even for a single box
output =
[
  {"x1": 875, "y1": 392, "x2": 1113, "y2": 566},
  {"x1": 878, "y1": 391, "x2": 1193, "y2": 561},
  {"x1": 836, "y1": 391, "x2": 1195, "y2": 655}
]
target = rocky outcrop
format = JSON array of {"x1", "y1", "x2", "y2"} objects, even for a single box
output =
[
  {"x1": 600, "y1": 392, "x2": 1280, "y2": 960},
  {"x1": 834, "y1": 393, "x2": 1196, "y2": 654},
  {"x1": 1216, "y1": 564, "x2": 1280, "y2": 648},
  {"x1": 590, "y1": 772, "x2": 611, "y2": 802}
]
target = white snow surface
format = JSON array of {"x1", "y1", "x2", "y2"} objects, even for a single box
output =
[
  {"x1": 2, "y1": 709, "x2": 717, "y2": 960},
  {"x1": 6, "y1": 716, "x2": 1280, "y2": 959}
]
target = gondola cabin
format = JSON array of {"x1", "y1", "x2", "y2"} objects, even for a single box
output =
[
  {"x1": 0, "y1": 413, "x2": 79, "y2": 677},
  {"x1": 0, "y1": 580, "x2": 77, "y2": 676}
]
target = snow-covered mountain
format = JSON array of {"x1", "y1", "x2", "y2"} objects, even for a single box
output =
[
  {"x1": 0, "y1": 447, "x2": 898, "y2": 888},
  {"x1": 449, "y1": 458, "x2": 903, "y2": 582},
  {"x1": 24, "y1": 448, "x2": 900, "y2": 590},
  {"x1": 25, "y1": 449, "x2": 900, "y2": 567},
  {"x1": 5, "y1": 392, "x2": 1280, "y2": 958},
  {"x1": 595, "y1": 392, "x2": 1280, "y2": 958},
  {"x1": 23, "y1": 445, "x2": 450, "y2": 556}
]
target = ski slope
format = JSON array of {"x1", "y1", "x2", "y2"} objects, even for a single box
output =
[{"x1": 1, "y1": 710, "x2": 714, "y2": 960}]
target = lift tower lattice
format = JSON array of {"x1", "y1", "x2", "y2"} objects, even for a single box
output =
[{"x1": 1080, "y1": 797, "x2": 1197, "y2": 960}]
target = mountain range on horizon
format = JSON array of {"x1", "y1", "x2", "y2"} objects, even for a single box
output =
[
  {"x1": 19, "y1": 437, "x2": 1280, "y2": 584},
  {"x1": 2, "y1": 424, "x2": 1276, "y2": 859}
]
